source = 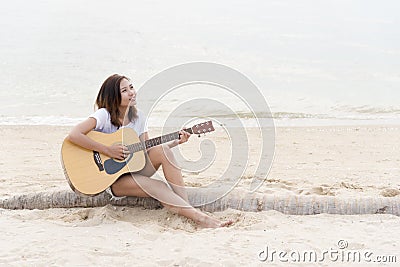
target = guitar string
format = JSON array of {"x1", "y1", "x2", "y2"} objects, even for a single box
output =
[
  {"x1": 125, "y1": 125, "x2": 212, "y2": 154},
  {"x1": 126, "y1": 132, "x2": 180, "y2": 153}
]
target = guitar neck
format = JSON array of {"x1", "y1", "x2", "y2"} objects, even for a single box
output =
[{"x1": 127, "y1": 128, "x2": 193, "y2": 153}]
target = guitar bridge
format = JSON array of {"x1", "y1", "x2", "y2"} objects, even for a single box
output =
[{"x1": 93, "y1": 151, "x2": 104, "y2": 172}]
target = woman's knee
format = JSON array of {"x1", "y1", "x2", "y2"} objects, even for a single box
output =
[
  {"x1": 161, "y1": 145, "x2": 177, "y2": 163},
  {"x1": 149, "y1": 144, "x2": 176, "y2": 164}
]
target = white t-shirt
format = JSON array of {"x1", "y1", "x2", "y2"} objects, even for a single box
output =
[{"x1": 89, "y1": 108, "x2": 148, "y2": 136}]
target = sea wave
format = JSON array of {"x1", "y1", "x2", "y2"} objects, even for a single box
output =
[
  {"x1": 1, "y1": 111, "x2": 399, "y2": 127},
  {"x1": 0, "y1": 116, "x2": 86, "y2": 126},
  {"x1": 335, "y1": 105, "x2": 400, "y2": 115}
]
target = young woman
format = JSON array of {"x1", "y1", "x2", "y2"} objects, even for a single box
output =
[{"x1": 67, "y1": 74, "x2": 232, "y2": 228}]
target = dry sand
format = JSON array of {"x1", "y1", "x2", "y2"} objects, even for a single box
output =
[{"x1": 0, "y1": 125, "x2": 399, "y2": 266}]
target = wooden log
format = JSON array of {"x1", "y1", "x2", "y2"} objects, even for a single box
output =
[
  {"x1": 0, "y1": 190, "x2": 162, "y2": 210},
  {"x1": 0, "y1": 190, "x2": 399, "y2": 216}
]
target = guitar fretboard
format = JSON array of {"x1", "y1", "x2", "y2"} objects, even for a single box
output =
[
  {"x1": 127, "y1": 128, "x2": 193, "y2": 153},
  {"x1": 144, "y1": 132, "x2": 180, "y2": 149}
]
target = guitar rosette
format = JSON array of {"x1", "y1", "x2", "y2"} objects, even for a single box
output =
[{"x1": 128, "y1": 62, "x2": 275, "y2": 207}]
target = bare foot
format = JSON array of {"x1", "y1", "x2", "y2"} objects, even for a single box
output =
[
  {"x1": 196, "y1": 214, "x2": 234, "y2": 228},
  {"x1": 219, "y1": 219, "x2": 234, "y2": 227}
]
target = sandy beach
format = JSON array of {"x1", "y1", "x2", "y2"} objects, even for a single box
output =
[{"x1": 0, "y1": 125, "x2": 399, "y2": 266}]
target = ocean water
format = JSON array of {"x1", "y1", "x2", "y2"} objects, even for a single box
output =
[{"x1": 0, "y1": 0, "x2": 399, "y2": 126}]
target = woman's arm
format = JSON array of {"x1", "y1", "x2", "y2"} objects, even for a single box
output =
[{"x1": 66, "y1": 118, "x2": 127, "y2": 160}]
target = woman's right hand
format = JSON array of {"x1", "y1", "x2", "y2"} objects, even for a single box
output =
[{"x1": 105, "y1": 144, "x2": 130, "y2": 160}]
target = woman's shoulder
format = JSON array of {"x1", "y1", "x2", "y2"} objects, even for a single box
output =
[
  {"x1": 95, "y1": 107, "x2": 109, "y2": 114},
  {"x1": 91, "y1": 108, "x2": 110, "y2": 117},
  {"x1": 89, "y1": 108, "x2": 111, "y2": 123}
]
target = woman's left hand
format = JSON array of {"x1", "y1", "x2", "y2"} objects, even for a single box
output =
[{"x1": 178, "y1": 130, "x2": 191, "y2": 144}]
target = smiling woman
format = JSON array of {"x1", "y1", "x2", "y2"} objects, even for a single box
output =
[
  {"x1": 94, "y1": 74, "x2": 138, "y2": 131},
  {"x1": 65, "y1": 74, "x2": 233, "y2": 228}
]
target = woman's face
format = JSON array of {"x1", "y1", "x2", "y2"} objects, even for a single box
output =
[{"x1": 119, "y1": 78, "x2": 136, "y2": 107}]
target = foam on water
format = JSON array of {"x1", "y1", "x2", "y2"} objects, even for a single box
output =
[
  {"x1": 0, "y1": 116, "x2": 86, "y2": 126},
  {"x1": 1, "y1": 113, "x2": 399, "y2": 127}
]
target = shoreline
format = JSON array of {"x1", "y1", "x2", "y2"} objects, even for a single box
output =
[{"x1": 1, "y1": 114, "x2": 400, "y2": 128}]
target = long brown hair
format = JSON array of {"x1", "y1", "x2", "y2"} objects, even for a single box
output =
[{"x1": 95, "y1": 74, "x2": 137, "y2": 127}]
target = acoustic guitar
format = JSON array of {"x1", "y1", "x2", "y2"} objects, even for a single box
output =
[{"x1": 61, "y1": 121, "x2": 215, "y2": 196}]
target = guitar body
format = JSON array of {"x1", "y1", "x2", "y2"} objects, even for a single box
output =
[
  {"x1": 61, "y1": 128, "x2": 145, "y2": 196},
  {"x1": 61, "y1": 120, "x2": 215, "y2": 196}
]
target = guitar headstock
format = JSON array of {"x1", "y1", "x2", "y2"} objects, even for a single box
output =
[{"x1": 185, "y1": 120, "x2": 215, "y2": 136}]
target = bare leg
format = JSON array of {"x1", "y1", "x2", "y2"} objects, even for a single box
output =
[
  {"x1": 147, "y1": 145, "x2": 189, "y2": 202},
  {"x1": 111, "y1": 174, "x2": 233, "y2": 228}
]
